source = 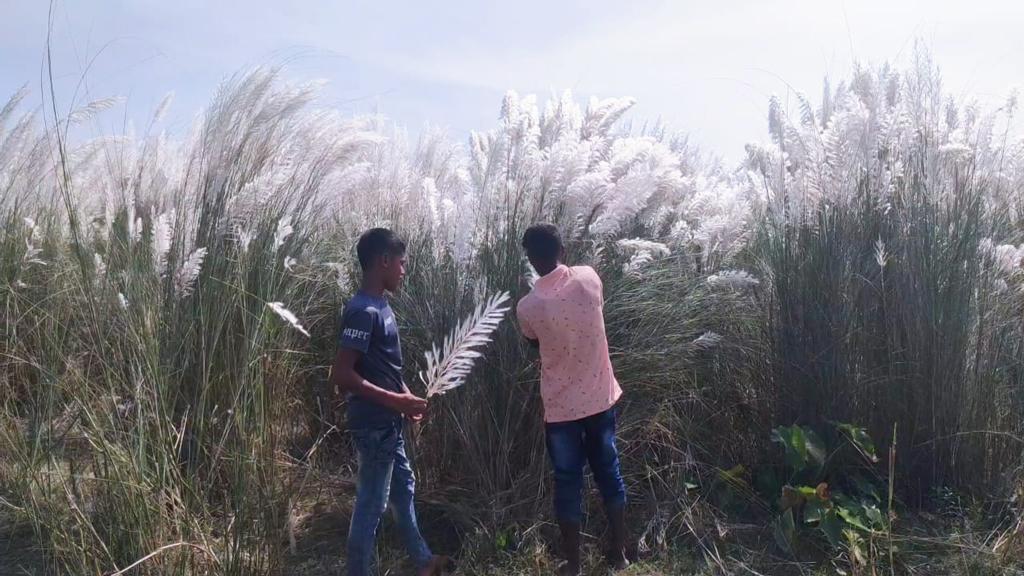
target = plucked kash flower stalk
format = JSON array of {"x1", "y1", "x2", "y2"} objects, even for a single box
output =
[{"x1": 419, "y1": 292, "x2": 511, "y2": 398}]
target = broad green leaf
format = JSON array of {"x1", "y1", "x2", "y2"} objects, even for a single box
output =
[
  {"x1": 836, "y1": 422, "x2": 879, "y2": 463},
  {"x1": 773, "y1": 509, "x2": 796, "y2": 553},
  {"x1": 772, "y1": 426, "x2": 809, "y2": 470},
  {"x1": 819, "y1": 509, "x2": 845, "y2": 547},
  {"x1": 804, "y1": 428, "x2": 827, "y2": 468},
  {"x1": 850, "y1": 473, "x2": 881, "y2": 503},
  {"x1": 772, "y1": 425, "x2": 827, "y2": 471},
  {"x1": 804, "y1": 497, "x2": 827, "y2": 523},
  {"x1": 717, "y1": 464, "x2": 749, "y2": 488},
  {"x1": 836, "y1": 503, "x2": 871, "y2": 532},
  {"x1": 863, "y1": 504, "x2": 886, "y2": 529}
]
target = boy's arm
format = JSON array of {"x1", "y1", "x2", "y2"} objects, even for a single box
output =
[
  {"x1": 400, "y1": 382, "x2": 426, "y2": 421},
  {"x1": 516, "y1": 304, "x2": 540, "y2": 349},
  {"x1": 330, "y1": 348, "x2": 427, "y2": 416},
  {"x1": 335, "y1": 307, "x2": 426, "y2": 416}
]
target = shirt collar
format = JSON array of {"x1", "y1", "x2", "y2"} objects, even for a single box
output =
[
  {"x1": 357, "y1": 289, "x2": 389, "y2": 306},
  {"x1": 535, "y1": 264, "x2": 569, "y2": 290}
]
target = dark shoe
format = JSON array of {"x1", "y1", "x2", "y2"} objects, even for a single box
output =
[
  {"x1": 606, "y1": 505, "x2": 630, "y2": 571},
  {"x1": 557, "y1": 520, "x2": 582, "y2": 576}
]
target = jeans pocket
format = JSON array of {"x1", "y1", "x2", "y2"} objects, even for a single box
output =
[{"x1": 352, "y1": 425, "x2": 399, "y2": 463}]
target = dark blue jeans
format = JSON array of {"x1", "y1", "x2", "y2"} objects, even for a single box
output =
[
  {"x1": 545, "y1": 407, "x2": 627, "y2": 523},
  {"x1": 347, "y1": 421, "x2": 433, "y2": 576}
]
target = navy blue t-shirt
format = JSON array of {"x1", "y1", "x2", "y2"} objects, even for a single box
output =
[{"x1": 338, "y1": 291, "x2": 404, "y2": 430}]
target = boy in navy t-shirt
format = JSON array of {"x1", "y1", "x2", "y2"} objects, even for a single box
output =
[{"x1": 331, "y1": 228, "x2": 450, "y2": 576}]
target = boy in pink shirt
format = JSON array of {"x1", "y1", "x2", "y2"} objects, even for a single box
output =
[{"x1": 516, "y1": 223, "x2": 629, "y2": 575}]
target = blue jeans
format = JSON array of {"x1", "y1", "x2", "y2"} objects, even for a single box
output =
[
  {"x1": 545, "y1": 407, "x2": 627, "y2": 523},
  {"x1": 347, "y1": 421, "x2": 433, "y2": 576}
]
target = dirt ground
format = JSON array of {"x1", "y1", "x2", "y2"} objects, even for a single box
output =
[{"x1": 0, "y1": 513, "x2": 44, "y2": 576}]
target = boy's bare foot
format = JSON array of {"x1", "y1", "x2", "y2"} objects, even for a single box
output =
[{"x1": 417, "y1": 555, "x2": 453, "y2": 576}]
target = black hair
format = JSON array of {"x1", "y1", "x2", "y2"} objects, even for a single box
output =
[
  {"x1": 356, "y1": 228, "x2": 406, "y2": 271},
  {"x1": 521, "y1": 223, "x2": 563, "y2": 263}
]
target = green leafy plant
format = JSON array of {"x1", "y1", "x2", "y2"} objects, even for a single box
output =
[{"x1": 768, "y1": 422, "x2": 892, "y2": 564}]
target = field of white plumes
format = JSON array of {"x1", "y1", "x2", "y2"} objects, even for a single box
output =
[{"x1": 1, "y1": 48, "x2": 1023, "y2": 574}]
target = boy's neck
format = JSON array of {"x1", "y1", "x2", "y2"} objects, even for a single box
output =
[
  {"x1": 361, "y1": 276, "x2": 386, "y2": 298},
  {"x1": 535, "y1": 260, "x2": 563, "y2": 277}
]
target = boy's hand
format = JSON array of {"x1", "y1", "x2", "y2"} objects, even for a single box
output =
[{"x1": 393, "y1": 392, "x2": 428, "y2": 417}]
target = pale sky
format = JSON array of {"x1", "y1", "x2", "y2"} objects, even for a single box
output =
[{"x1": 2, "y1": 1, "x2": 1021, "y2": 161}]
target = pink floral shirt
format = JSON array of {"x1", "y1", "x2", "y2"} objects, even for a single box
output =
[{"x1": 516, "y1": 265, "x2": 622, "y2": 423}]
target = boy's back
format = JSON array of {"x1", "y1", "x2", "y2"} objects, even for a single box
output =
[{"x1": 516, "y1": 264, "x2": 622, "y2": 423}]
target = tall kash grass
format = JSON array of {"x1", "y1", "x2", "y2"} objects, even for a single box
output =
[
  {"x1": 0, "y1": 49, "x2": 1021, "y2": 573},
  {"x1": 748, "y1": 51, "x2": 1024, "y2": 498}
]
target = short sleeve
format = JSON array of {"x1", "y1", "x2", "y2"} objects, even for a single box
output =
[
  {"x1": 516, "y1": 301, "x2": 537, "y2": 340},
  {"x1": 339, "y1": 308, "x2": 375, "y2": 353}
]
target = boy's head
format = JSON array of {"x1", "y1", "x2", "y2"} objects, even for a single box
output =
[
  {"x1": 522, "y1": 223, "x2": 563, "y2": 276},
  {"x1": 356, "y1": 228, "x2": 407, "y2": 292}
]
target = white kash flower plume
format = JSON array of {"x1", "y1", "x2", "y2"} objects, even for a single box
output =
[
  {"x1": 274, "y1": 216, "x2": 293, "y2": 252},
  {"x1": 152, "y1": 209, "x2": 174, "y2": 275},
  {"x1": 267, "y1": 302, "x2": 311, "y2": 338},
  {"x1": 284, "y1": 257, "x2": 297, "y2": 271},
  {"x1": 324, "y1": 262, "x2": 350, "y2": 292},
  {"x1": 130, "y1": 216, "x2": 143, "y2": 244},
  {"x1": 118, "y1": 293, "x2": 129, "y2": 310},
  {"x1": 153, "y1": 92, "x2": 174, "y2": 123},
  {"x1": 618, "y1": 238, "x2": 671, "y2": 256},
  {"x1": 419, "y1": 292, "x2": 511, "y2": 397},
  {"x1": 938, "y1": 142, "x2": 973, "y2": 162},
  {"x1": 706, "y1": 270, "x2": 760, "y2": 290},
  {"x1": 94, "y1": 253, "x2": 107, "y2": 279},
  {"x1": 174, "y1": 247, "x2": 207, "y2": 298},
  {"x1": 993, "y1": 244, "x2": 1023, "y2": 275},
  {"x1": 234, "y1": 224, "x2": 254, "y2": 251},
  {"x1": 23, "y1": 238, "x2": 45, "y2": 266},
  {"x1": 423, "y1": 177, "x2": 441, "y2": 231},
  {"x1": 874, "y1": 239, "x2": 889, "y2": 269},
  {"x1": 618, "y1": 238, "x2": 671, "y2": 275},
  {"x1": 526, "y1": 264, "x2": 540, "y2": 289},
  {"x1": 692, "y1": 331, "x2": 723, "y2": 349},
  {"x1": 68, "y1": 97, "x2": 122, "y2": 124}
]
